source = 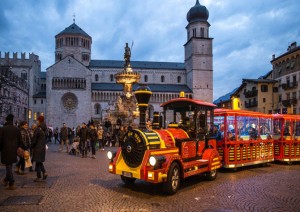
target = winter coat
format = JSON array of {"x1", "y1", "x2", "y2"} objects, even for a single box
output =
[
  {"x1": 20, "y1": 127, "x2": 30, "y2": 150},
  {"x1": 89, "y1": 128, "x2": 98, "y2": 142},
  {"x1": 60, "y1": 126, "x2": 68, "y2": 141},
  {"x1": 97, "y1": 128, "x2": 104, "y2": 139},
  {"x1": 0, "y1": 121, "x2": 21, "y2": 165},
  {"x1": 31, "y1": 122, "x2": 47, "y2": 163},
  {"x1": 78, "y1": 127, "x2": 89, "y2": 141}
]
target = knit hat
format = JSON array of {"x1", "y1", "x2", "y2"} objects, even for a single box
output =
[
  {"x1": 5, "y1": 114, "x2": 14, "y2": 122},
  {"x1": 37, "y1": 116, "x2": 44, "y2": 122}
]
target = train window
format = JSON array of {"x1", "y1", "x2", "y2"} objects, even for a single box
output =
[
  {"x1": 259, "y1": 118, "x2": 272, "y2": 140},
  {"x1": 226, "y1": 116, "x2": 235, "y2": 141},
  {"x1": 283, "y1": 120, "x2": 291, "y2": 137},
  {"x1": 273, "y1": 119, "x2": 282, "y2": 139},
  {"x1": 294, "y1": 121, "x2": 300, "y2": 137},
  {"x1": 214, "y1": 116, "x2": 225, "y2": 141}
]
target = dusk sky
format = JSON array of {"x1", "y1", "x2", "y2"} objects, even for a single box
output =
[{"x1": 0, "y1": 0, "x2": 299, "y2": 100}]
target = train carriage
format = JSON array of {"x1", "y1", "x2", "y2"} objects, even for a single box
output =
[
  {"x1": 273, "y1": 114, "x2": 300, "y2": 164},
  {"x1": 214, "y1": 109, "x2": 274, "y2": 168}
]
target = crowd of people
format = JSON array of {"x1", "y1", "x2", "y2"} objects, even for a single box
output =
[
  {"x1": 0, "y1": 113, "x2": 130, "y2": 190},
  {"x1": 0, "y1": 114, "x2": 48, "y2": 190},
  {"x1": 46, "y1": 120, "x2": 127, "y2": 159}
]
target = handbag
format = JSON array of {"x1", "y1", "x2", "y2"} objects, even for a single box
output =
[{"x1": 17, "y1": 147, "x2": 24, "y2": 157}]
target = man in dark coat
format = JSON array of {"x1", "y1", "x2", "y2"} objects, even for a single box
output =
[
  {"x1": 59, "y1": 123, "x2": 69, "y2": 153},
  {"x1": 31, "y1": 116, "x2": 48, "y2": 182},
  {"x1": 78, "y1": 122, "x2": 89, "y2": 158},
  {"x1": 0, "y1": 114, "x2": 21, "y2": 189}
]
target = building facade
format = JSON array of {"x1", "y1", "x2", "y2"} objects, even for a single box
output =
[
  {"x1": 271, "y1": 42, "x2": 300, "y2": 114},
  {"x1": 45, "y1": 0, "x2": 214, "y2": 129},
  {"x1": 215, "y1": 42, "x2": 300, "y2": 115},
  {"x1": 0, "y1": 52, "x2": 44, "y2": 126}
]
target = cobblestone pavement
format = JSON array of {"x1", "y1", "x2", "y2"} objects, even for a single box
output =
[{"x1": 1, "y1": 142, "x2": 300, "y2": 212}]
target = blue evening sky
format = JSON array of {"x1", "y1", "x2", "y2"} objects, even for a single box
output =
[{"x1": 0, "y1": 0, "x2": 299, "y2": 100}]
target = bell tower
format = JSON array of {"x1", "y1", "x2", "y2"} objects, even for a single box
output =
[
  {"x1": 185, "y1": 0, "x2": 213, "y2": 102},
  {"x1": 55, "y1": 19, "x2": 92, "y2": 66}
]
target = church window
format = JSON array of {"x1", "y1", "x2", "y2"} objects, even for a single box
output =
[
  {"x1": 110, "y1": 74, "x2": 114, "y2": 82},
  {"x1": 95, "y1": 103, "x2": 101, "y2": 115},
  {"x1": 41, "y1": 99, "x2": 43, "y2": 104},
  {"x1": 193, "y1": 28, "x2": 196, "y2": 37},
  {"x1": 34, "y1": 112, "x2": 37, "y2": 121},
  {"x1": 200, "y1": 28, "x2": 204, "y2": 38},
  {"x1": 144, "y1": 75, "x2": 148, "y2": 82},
  {"x1": 95, "y1": 74, "x2": 99, "y2": 82},
  {"x1": 177, "y1": 76, "x2": 181, "y2": 83},
  {"x1": 21, "y1": 72, "x2": 27, "y2": 80},
  {"x1": 161, "y1": 75, "x2": 165, "y2": 83},
  {"x1": 34, "y1": 100, "x2": 36, "y2": 104}
]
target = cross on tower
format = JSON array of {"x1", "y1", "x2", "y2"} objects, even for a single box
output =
[{"x1": 73, "y1": 13, "x2": 76, "y2": 23}]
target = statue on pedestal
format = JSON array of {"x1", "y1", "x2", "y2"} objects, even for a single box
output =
[{"x1": 124, "y1": 42, "x2": 131, "y2": 68}]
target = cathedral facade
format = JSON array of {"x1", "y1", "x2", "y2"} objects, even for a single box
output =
[{"x1": 46, "y1": 0, "x2": 214, "y2": 129}]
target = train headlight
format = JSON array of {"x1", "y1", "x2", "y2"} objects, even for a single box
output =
[
  {"x1": 149, "y1": 156, "x2": 166, "y2": 169},
  {"x1": 149, "y1": 156, "x2": 157, "y2": 166},
  {"x1": 107, "y1": 151, "x2": 116, "y2": 161}
]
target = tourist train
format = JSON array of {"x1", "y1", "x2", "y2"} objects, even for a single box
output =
[{"x1": 107, "y1": 88, "x2": 300, "y2": 194}]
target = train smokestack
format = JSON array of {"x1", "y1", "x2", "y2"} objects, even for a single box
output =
[
  {"x1": 134, "y1": 85, "x2": 152, "y2": 130},
  {"x1": 152, "y1": 111, "x2": 160, "y2": 129}
]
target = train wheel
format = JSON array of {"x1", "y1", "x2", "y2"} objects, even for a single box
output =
[
  {"x1": 121, "y1": 176, "x2": 136, "y2": 185},
  {"x1": 204, "y1": 169, "x2": 217, "y2": 181},
  {"x1": 163, "y1": 162, "x2": 180, "y2": 195}
]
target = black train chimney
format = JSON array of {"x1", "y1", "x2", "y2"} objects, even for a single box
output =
[{"x1": 134, "y1": 85, "x2": 152, "y2": 130}]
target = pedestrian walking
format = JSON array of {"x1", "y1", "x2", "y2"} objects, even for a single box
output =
[
  {"x1": 15, "y1": 121, "x2": 30, "y2": 175},
  {"x1": 78, "y1": 122, "x2": 89, "y2": 158},
  {"x1": 53, "y1": 127, "x2": 59, "y2": 144},
  {"x1": 28, "y1": 123, "x2": 37, "y2": 172},
  {"x1": 97, "y1": 126, "x2": 104, "y2": 150},
  {"x1": 0, "y1": 114, "x2": 21, "y2": 190},
  {"x1": 89, "y1": 124, "x2": 97, "y2": 159},
  {"x1": 31, "y1": 116, "x2": 48, "y2": 182},
  {"x1": 59, "y1": 123, "x2": 69, "y2": 153}
]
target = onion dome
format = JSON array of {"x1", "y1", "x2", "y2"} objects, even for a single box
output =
[{"x1": 187, "y1": 0, "x2": 209, "y2": 23}]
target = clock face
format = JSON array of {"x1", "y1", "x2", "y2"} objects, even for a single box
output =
[{"x1": 61, "y1": 92, "x2": 78, "y2": 111}]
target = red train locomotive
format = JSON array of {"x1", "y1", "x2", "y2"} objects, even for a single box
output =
[{"x1": 107, "y1": 87, "x2": 221, "y2": 194}]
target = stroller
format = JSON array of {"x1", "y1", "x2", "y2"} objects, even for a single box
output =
[{"x1": 69, "y1": 137, "x2": 80, "y2": 155}]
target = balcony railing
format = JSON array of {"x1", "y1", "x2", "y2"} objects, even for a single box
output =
[
  {"x1": 245, "y1": 101, "x2": 258, "y2": 108},
  {"x1": 282, "y1": 99, "x2": 298, "y2": 107},
  {"x1": 244, "y1": 90, "x2": 258, "y2": 98},
  {"x1": 282, "y1": 81, "x2": 298, "y2": 90}
]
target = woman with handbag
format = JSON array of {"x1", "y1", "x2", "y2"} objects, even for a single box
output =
[{"x1": 15, "y1": 121, "x2": 30, "y2": 175}]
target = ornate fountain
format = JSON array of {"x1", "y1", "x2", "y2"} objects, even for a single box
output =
[{"x1": 102, "y1": 43, "x2": 141, "y2": 128}]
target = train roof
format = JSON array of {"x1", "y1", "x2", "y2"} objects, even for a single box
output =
[
  {"x1": 214, "y1": 108, "x2": 272, "y2": 118},
  {"x1": 161, "y1": 97, "x2": 216, "y2": 110},
  {"x1": 272, "y1": 113, "x2": 300, "y2": 120}
]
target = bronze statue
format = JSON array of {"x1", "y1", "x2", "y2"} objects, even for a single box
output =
[{"x1": 124, "y1": 42, "x2": 131, "y2": 68}]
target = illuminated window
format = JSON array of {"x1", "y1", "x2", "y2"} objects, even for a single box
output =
[
  {"x1": 28, "y1": 110, "x2": 32, "y2": 119},
  {"x1": 34, "y1": 112, "x2": 37, "y2": 121}
]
